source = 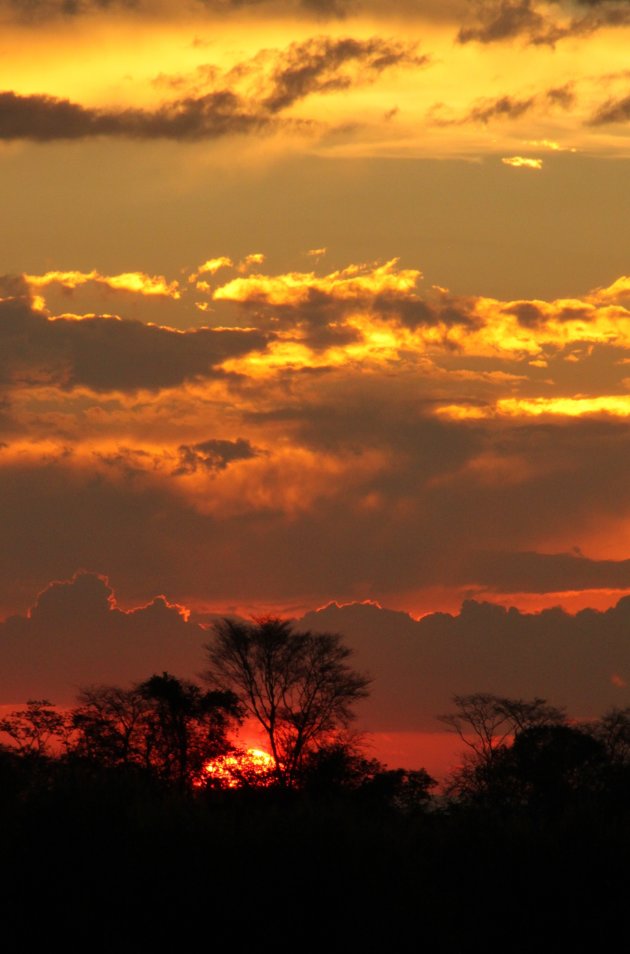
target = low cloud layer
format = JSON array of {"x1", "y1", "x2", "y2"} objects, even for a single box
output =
[
  {"x1": 0, "y1": 573, "x2": 205, "y2": 701},
  {"x1": 303, "y1": 598, "x2": 630, "y2": 729},
  {"x1": 3, "y1": 574, "x2": 630, "y2": 735}
]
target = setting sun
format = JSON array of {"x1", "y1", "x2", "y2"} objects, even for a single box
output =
[{"x1": 200, "y1": 748, "x2": 276, "y2": 789}]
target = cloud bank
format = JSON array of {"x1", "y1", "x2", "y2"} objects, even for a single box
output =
[{"x1": 4, "y1": 574, "x2": 630, "y2": 736}]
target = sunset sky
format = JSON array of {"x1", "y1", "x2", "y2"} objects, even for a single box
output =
[{"x1": 4, "y1": 1, "x2": 630, "y2": 761}]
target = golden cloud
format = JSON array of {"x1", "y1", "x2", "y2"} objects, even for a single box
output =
[
  {"x1": 213, "y1": 259, "x2": 421, "y2": 306},
  {"x1": 25, "y1": 269, "x2": 182, "y2": 299},
  {"x1": 436, "y1": 396, "x2": 630, "y2": 421},
  {"x1": 501, "y1": 156, "x2": 543, "y2": 169}
]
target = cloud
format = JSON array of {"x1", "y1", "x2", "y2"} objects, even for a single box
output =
[
  {"x1": 174, "y1": 437, "x2": 260, "y2": 474},
  {"x1": 430, "y1": 86, "x2": 575, "y2": 127},
  {"x1": 0, "y1": 572, "x2": 205, "y2": 702},
  {"x1": 589, "y1": 93, "x2": 630, "y2": 124},
  {"x1": 209, "y1": 258, "x2": 460, "y2": 351},
  {"x1": 0, "y1": 0, "x2": 445, "y2": 23},
  {"x1": 467, "y1": 95, "x2": 536, "y2": 123},
  {"x1": 3, "y1": 382, "x2": 630, "y2": 631},
  {"x1": 25, "y1": 269, "x2": 182, "y2": 299},
  {"x1": 0, "y1": 0, "x2": 139, "y2": 19},
  {"x1": 458, "y1": 0, "x2": 630, "y2": 46},
  {"x1": 0, "y1": 89, "x2": 269, "y2": 142},
  {"x1": 260, "y1": 36, "x2": 427, "y2": 113},
  {"x1": 212, "y1": 258, "x2": 420, "y2": 306},
  {"x1": 0, "y1": 36, "x2": 424, "y2": 142},
  {"x1": 502, "y1": 156, "x2": 543, "y2": 168},
  {"x1": 303, "y1": 597, "x2": 630, "y2": 729},
  {"x1": 458, "y1": 0, "x2": 553, "y2": 45},
  {"x1": 0, "y1": 294, "x2": 270, "y2": 392},
  {"x1": 455, "y1": 549, "x2": 630, "y2": 592},
  {"x1": 438, "y1": 395, "x2": 630, "y2": 419},
  {"x1": 7, "y1": 260, "x2": 630, "y2": 628},
  {"x1": 5, "y1": 570, "x2": 630, "y2": 732},
  {"x1": 205, "y1": 260, "x2": 630, "y2": 365}
]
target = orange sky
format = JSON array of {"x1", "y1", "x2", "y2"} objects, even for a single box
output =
[{"x1": 3, "y1": 0, "x2": 630, "y2": 746}]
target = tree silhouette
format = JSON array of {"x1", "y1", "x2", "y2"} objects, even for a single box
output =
[
  {"x1": 588, "y1": 706, "x2": 630, "y2": 765},
  {"x1": 439, "y1": 692, "x2": 566, "y2": 764},
  {"x1": 137, "y1": 673, "x2": 241, "y2": 787},
  {"x1": 505, "y1": 723, "x2": 606, "y2": 812},
  {"x1": 0, "y1": 699, "x2": 69, "y2": 757},
  {"x1": 71, "y1": 684, "x2": 151, "y2": 768},
  {"x1": 204, "y1": 617, "x2": 371, "y2": 786},
  {"x1": 71, "y1": 673, "x2": 241, "y2": 787},
  {"x1": 439, "y1": 693, "x2": 567, "y2": 803}
]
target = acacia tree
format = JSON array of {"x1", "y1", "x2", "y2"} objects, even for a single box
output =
[
  {"x1": 0, "y1": 700, "x2": 70, "y2": 757},
  {"x1": 438, "y1": 692, "x2": 566, "y2": 765},
  {"x1": 438, "y1": 692, "x2": 567, "y2": 803},
  {"x1": 204, "y1": 617, "x2": 371, "y2": 787}
]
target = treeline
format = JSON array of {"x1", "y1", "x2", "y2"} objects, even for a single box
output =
[
  {"x1": 3, "y1": 618, "x2": 630, "y2": 948},
  {"x1": 4, "y1": 684, "x2": 630, "y2": 814},
  {"x1": 0, "y1": 683, "x2": 436, "y2": 809}
]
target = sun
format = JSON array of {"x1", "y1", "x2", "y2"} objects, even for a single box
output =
[{"x1": 199, "y1": 748, "x2": 276, "y2": 789}]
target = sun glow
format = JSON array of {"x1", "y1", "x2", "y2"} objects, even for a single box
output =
[{"x1": 200, "y1": 748, "x2": 276, "y2": 788}]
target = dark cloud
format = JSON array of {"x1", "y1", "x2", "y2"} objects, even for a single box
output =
[
  {"x1": 230, "y1": 409, "x2": 630, "y2": 602},
  {"x1": 1, "y1": 0, "x2": 471, "y2": 20},
  {"x1": 0, "y1": 0, "x2": 418, "y2": 22},
  {"x1": 457, "y1": 549, "x2": 630, "y2": 593},
  {"x1": 0, "y1": 36, "x2": 423, "y2": 141},
  {"x1": 5, "y1": 569, "x2": 630, "y2": 730},
  {"x1": 174, "y1": 437, "x2": 259, "y2": 474},
  {"x1": 468, "y1": 94, "x2": 535, "y2": 123},
  {"x1": 589, "y1": 93, "x2": 630, "y2": 124},
  {"x1": 302, "y1": 597, "x2": 630, "y2": 730},
  {"x1": 458, "y1": 0, "x2": 630, "y2": 46},
  {"x1": 431, "y1": 86, "x2": 575, "y2": 126},
  {"x1": 219, "y1": 284, "x2": 478, "y2": 346},
  {"x1": 262, "y1": 36, "x2": 427, "y2": 113},
  {"x1": 299, "y1": 0, "x2": 353, "y2": 14},
  {"x1": 209, "y1": 0, "x2": 354, "y2": 13},
  {"x1": 1, "y1": 0, "x2": 138, "y2": 19},
  {"x1": 505, "y1": 301, "x2": 546, "y2": 327},
  {"x1": 3, "y1": 408, "x2": 630, "y2": 637},
  {"x1": 0, "y1": 90, "x2": 268, "y2": 142},
  {"x1": 300, "y1": 321, "x2": 364, "y2": 350},
  {"x1": 546, "y1": 83, "x2": 575, "y2": 108},
  {"x1": 502, "y1": 298, "x2": 593, "y2": 329},
  {"x1": 458, "y1": 0, "x2": 551, "y2": 45},
  {"x1": 0, "y1": 295, "x2": 270, "y2": 391},
  {"x1": 0, "y1": 573, "x2": 206, "y2": 702}
]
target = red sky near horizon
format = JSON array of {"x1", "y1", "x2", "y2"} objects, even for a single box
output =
[{"x1": 4, "y1": 0, "x2": 630, "y2": 765}]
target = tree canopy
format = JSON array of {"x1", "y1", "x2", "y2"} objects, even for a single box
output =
[
  {"x1": 204, "y1": 617, "x2": 371, "y2": 786},
  {"x1": 71, "y1": 673, "x2": 241, "y2": 787}
]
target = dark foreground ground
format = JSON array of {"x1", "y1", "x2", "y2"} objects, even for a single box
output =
[{"x1": 3, "y1": 760, "x2": 629, "y2": 952}]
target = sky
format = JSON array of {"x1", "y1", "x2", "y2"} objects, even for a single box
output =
[{"x1": 4, "y1": 0, "x2": 630, "y2": 761}]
